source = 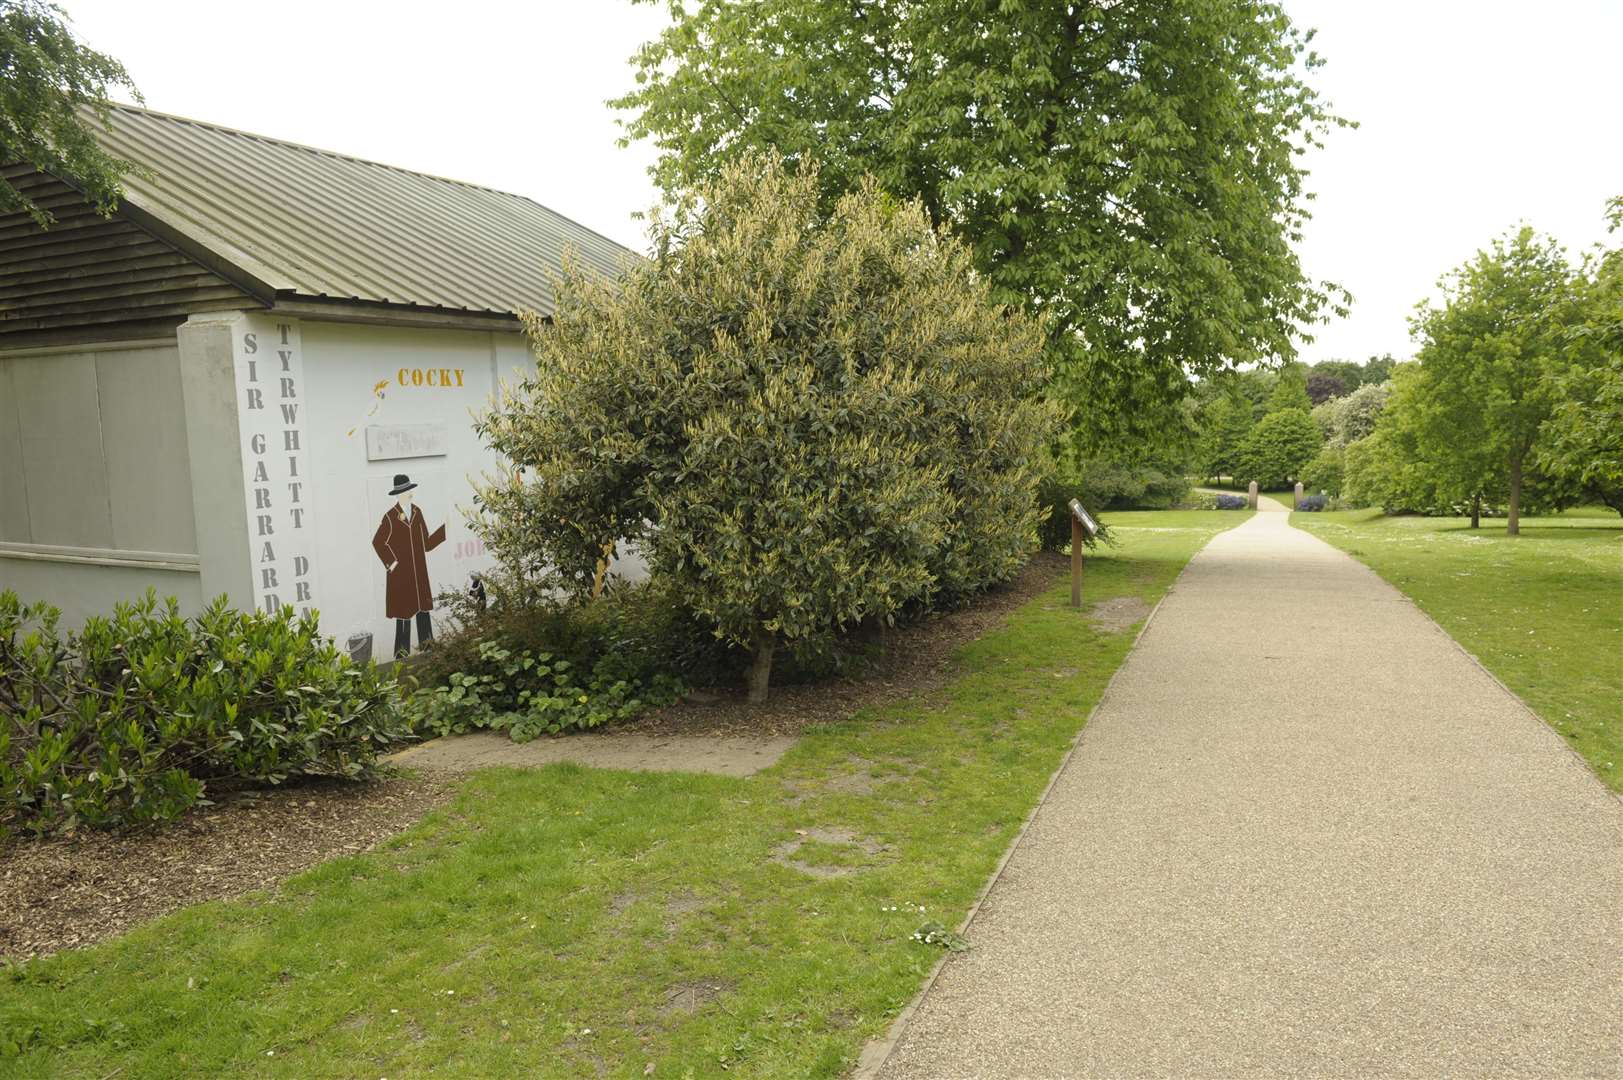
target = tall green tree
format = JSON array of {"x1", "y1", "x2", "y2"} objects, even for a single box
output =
[
  {"x1": 0, "y1": 0, "x2": 139, "y2": 226},
  {"x1": 1265, "y1": 361, "x2": 1313, "y2": 413},
  {"x1": 1235, "y1": 408, "x2": 1320, "y2": 488},
  {"x1": 473, "y1": 155, "x2": 1059, "y2": 702},
  {"x1": 614, "y1": 0, "x2": 1350, "y2": 446},
  {"x1": 1194, "y1": 391, "x2": 1254, "y2": 482},
  {"x1": 1407, "y1": 227, "x2": 1575, "y2": 534},
  {"x1": 1537, "y1": 196, "x2": 1623, "y2": 515}
]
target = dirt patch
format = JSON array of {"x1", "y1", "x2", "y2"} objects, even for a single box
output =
[
  {"x1": 659, "y1": 979, "x2": 735, "y2": 1017},
  {"x1": 770, "y1": 826, "x2": 890, "y2": 878},
  {"x1": 788, "y1": 757, "x2": 879, "y2": 800},
  {"x1": 622, "y1": 553, "x2": 1069, "y2": 739},
  {"x1": 389, "y1": 730, "x2": 794, "y2": 778},
  {"x1": 0, "y1": 774, "x2": 450, "y2": 961},
  {"x1": 661, "y1": 891, "x2": 706, "y2": 933},
  {"x1": 1084, "y1": 595, "x2": 1154, "y2": 633}
]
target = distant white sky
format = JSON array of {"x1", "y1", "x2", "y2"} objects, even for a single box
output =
[{"x1": 59, "y1": 0, "x2": 1623, "y2": 364}]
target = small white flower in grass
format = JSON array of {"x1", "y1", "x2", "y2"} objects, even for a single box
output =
[{"x1": 390, "y1": 1009, "x2": 399, "y2": 1014}]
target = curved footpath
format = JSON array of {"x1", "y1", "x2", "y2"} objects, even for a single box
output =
[{"x1": 872, "y1": 499, "x2": 1622, "y2": 1078}]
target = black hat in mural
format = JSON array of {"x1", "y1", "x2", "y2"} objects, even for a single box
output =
[{"x1": 389, "y1": 474, "x2": 418, "y2": 495}]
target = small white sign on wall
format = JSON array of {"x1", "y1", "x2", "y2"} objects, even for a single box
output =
[{"x1": 365, "y1": 422, "x2": 449, "y2": 461}]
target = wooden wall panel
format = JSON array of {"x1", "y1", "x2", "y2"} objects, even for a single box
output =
[{"x1": 0, "y1": 165, "x2": 254, "y2": 338}]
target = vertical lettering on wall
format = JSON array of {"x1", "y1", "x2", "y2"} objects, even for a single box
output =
[{"x1": 232, "y1": 317, "x2": 321, "y2": 619}]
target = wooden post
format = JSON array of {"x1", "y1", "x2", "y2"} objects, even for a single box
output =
[
  {"x1": 1247, "y1": 480, "x2": 1258, "y2": 510},
  {"x1": 1071, "y1": 516, "x2": 1083, "y2": 608},
  {"x1": 1293, "y1": 481, "x2": 1304, "y2": 509}
]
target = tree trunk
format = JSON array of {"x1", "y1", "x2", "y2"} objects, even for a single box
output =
[
  {"x1": 1470, "y1": 493, "x2": 1481, "y2": 529},
  {"x1": 747, "y1": 626, "x2": 776, "y2": 704},
  {"x1": 1506, "y1": 455, "x2": 1523, "y2": 537}
]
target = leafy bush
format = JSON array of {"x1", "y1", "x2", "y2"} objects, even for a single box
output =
[
  {"x1": 1037, "y1": 471, "x2": 1118, "y2": 551},
  {"x1": 473, "y1": 154, "x2": 1060, "y2": 700},
  {"x1": 1319, "y1": 381, "x2": 1391, "y2": 447},
  {"x1": 1296, "y1": 494, "x2": 1328, "y2": 511},
  {"x1": 1, "y1": 590, "x2": 405, "y2": 836},
  {"x1": 403, "y1": 640, "x2": 684, "y2": 743},
  {"x1": 1214, "y1": 493, "x2": 1248, "y2": 510},
  {"x1": 1235, "y1": 408, "x2": 1322, "y2": 488},
  {"x1": 1074, "y1": 457, "x2": 1191, "y2": 510},
  {"x1": 1300, "y1": 446, "x2": 1345, "y2": 497}
]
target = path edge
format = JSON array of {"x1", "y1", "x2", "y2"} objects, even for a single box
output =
[{"x1": 851, "y1": 552, "x2": 1196, "y2": 1078}]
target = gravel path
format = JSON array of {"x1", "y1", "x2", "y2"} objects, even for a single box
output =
[{"x1": 874, "y1": 500, "x2": 1623, "y2": 1078}]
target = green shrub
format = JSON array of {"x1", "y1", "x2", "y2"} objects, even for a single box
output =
[
  {"x1": 1, "y1": 590, "x2": 405, "y2": 836},
  {"x1": 1074, "y1": 457, "x2": 1191, "y2": 510},
  {"x1": 471, "y1": 154, "x2": 1060, "y2": 701},
  {"x1": 1037, "y1": 471, "x2": 1118, "y2": 552},
  {"x1": 416, "y1": 570, "x2": 741, "y2": 696},
  {"x1": 403, "y1": 640, "x2": 684, "y2": 743},
  {"x1": 1300, "y1": 446, "x2": 1345, "y2": 497}
]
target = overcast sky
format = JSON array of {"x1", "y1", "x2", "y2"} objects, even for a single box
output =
[{"x1": 59, "y1": 0, "x2": 1622, "y2": 365}]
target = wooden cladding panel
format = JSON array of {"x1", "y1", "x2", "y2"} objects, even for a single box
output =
[{"x1": 0, "y1": 167, "x2": 254, "y2": 338}]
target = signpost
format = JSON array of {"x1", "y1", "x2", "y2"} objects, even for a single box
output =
[{"x1": 1068, "y1": 499, "x2": 1099, "y2": 608}]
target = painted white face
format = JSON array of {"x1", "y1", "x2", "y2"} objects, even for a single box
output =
[{"x1": 397, "y1": 490, "x2": 414, "y2": 509}]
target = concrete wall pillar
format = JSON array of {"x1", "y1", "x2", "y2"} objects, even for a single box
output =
[{"x1": 177, "y1": 314, "x2": 254, "y2": 609}]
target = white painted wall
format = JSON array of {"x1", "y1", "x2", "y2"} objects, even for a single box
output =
[
  {"x1": 297, "y1": 319, "x2": 518, "y2": 652},
  {"x1": 5, "y1": 312, "x2": 648, "y2": 644},
  {"x1": 296, "y1": 317, "x2": 645, "y2": 656}
]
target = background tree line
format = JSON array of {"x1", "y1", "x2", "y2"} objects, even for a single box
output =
[{"x1": 1187, "y1": 204, "x2": 1622, "y2": 532}]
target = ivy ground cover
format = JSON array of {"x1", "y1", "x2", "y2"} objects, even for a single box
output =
[
  {"x1": 1293, "y1": 506, "x2": 1622, "y2": 791},
  {"x1": 0, "y1": 511, "x2": 1243, "y2": 1078}
]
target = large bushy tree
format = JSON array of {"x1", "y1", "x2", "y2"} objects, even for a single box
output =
[
  {"x1": 0, "y1": 0, "x2": 139, "y2": 225},
  {"x1": 1312, "y1": 379, "x2": 1391, "y2": 448},
  {"x1": 1407, "y1": 227, "x2": 1575, "y2": 534},
  {"x1": 1194, "y1": 391, "x2": 1254, "y2": 482},
  {"x1": 473, "y1": 156, "x2": 1059, "y2": 702},
  {"x1": 614, "y1": 0, "x2": 1349, "y2": 446},
  {"x1": 1265, "y1": 362, "x2": 1313, "y2": 414},
  {"x1": 1536, "y1": 197, "x2": 1623, "y2": 516},
  {"x1": 1235, "y1": 408, "x2": 1320, "y2": 488},
  {"x1": 1304, "y1": 370, "x2": 1346, "y2": 404}
]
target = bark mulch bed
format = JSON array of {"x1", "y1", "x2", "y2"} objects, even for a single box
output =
[
  {"x1": 618, "y1": 552, "x2": 1069, "y2": 738},
  {"x1": 0, "y1": 774, "x2": 450, "y2": 962}
]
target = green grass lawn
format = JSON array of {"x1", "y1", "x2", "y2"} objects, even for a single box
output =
[
  {"x1": 1292, "y1": 506, "x2": 1623, "y2": 791},
  {"x1": 0, "y1": 511, "x2": 1244, "y2": 1079}
]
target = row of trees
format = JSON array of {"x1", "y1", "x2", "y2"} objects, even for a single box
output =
[
  {"x1": 1340, "y1": 215, "x2": 1621, "y2": 532},
  {"x1": 1192, "y1": 358, "x2": 1392, "y2": 490}
]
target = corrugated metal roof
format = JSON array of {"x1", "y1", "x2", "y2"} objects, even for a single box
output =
[{"x1": 89, "y1": 104, "x2": 634, "y2": 318}]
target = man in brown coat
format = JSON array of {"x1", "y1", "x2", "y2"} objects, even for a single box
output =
[{"x1": 371, "y1": 474, "x2": 447, "y2": 657}]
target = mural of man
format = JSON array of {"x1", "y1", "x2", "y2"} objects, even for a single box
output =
[{"x1": 371, "y1": 473, "x2": 447, "y2": 657}]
